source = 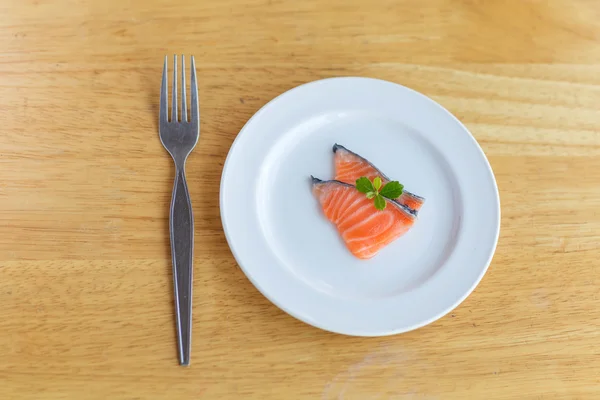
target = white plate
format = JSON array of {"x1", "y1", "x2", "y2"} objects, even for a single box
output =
[{"x1": 220, "y1": 77, "x2": 500, "y2": 336}]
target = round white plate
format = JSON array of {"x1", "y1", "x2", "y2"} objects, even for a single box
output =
[{"x1": 220, "y1": 77, "x2": 500, "y2": 336}]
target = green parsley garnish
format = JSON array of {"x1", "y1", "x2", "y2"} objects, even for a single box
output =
[{"x1": 355, "y1": 176, "x2": 404, "y2": 211}]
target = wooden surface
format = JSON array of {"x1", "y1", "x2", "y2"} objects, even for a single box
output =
[{"x1": 1, "y1": 0, "x2": 600, "y2": 398}]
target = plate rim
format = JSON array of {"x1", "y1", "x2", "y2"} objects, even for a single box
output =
[{"x1": 220, "y1": 76, "x2": 501, "y2": 336}]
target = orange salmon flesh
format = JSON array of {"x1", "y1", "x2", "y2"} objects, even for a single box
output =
[
  {"x1": 333, "y1": 144, "x2": 424, "y2": 213},
  {"x1": 312, "y1": 179, "x2": 415, "y2": 259}
]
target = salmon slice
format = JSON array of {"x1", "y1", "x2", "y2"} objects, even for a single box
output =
[
  {"x1": 333, "y1": 144, "x2": 425, "y2": 213},
  {"x1": 312, "y1": 177, "x2": 416, "y2": 259}
]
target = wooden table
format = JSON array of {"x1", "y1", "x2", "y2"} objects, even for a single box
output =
[{"x1": 2, "y1": 0, "x2": 600, "y2": 398}]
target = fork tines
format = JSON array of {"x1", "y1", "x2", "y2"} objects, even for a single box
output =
[{"x1": 160, "y1": 55, "x2": 198, "y2": 125}]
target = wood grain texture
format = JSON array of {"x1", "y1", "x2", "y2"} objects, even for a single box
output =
[{"x1": 2, "y1": 0, "x2": 600, "y2": 398}]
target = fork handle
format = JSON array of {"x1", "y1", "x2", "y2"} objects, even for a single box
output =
[{"x1": 169, "y1": 166, "x2": 194, "y2": 366}]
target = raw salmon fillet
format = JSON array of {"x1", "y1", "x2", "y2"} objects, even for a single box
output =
[
  {"x1": 312, "y1": 177, "x2": 416, "y2": 259},
  {"x1": 333, "y1": 144, "x2": 425, "y2": 213}
]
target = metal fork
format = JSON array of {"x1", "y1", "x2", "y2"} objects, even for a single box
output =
[{"x1": 159, "y1": 55, "x2": 199, "y2": 366}]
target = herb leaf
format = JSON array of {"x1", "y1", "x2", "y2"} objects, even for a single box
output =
[
  {"x1": 373, "y1": 176, "x2": 382, "y2": 191},
  {"x1": 355, "y1": 175, "x2": 403, "y2": 211},
  {"x1": 379, "y1": 181, "x2": 404, "y2": 200},
  {"x1": 355, "y1": 177, "x2": 374, "y2": 194},
  {"x1": 374, "y1": 194, "x2": 386, "y2": 210}
]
